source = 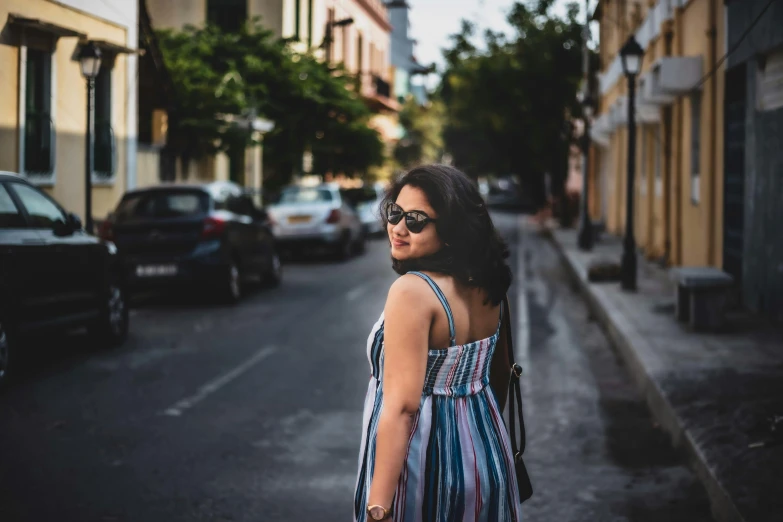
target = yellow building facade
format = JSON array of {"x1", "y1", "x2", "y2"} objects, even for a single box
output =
[
  {"x1": 145, "y1": 0, "x2": 277, "y2": 191},
  {"x1": 0, "y1": 0, "x2": 138, "y2": 222},
  {"x1": 590, "y1": 0, "x2": 725, "y2": 268}
]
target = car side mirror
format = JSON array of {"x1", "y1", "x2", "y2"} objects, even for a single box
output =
[
  {"x1": 68, "y1": 212, "x2": 83, "y2": 231},
  {"x1": 53, "y1": 217, "x2": 74, "y2": 237}
]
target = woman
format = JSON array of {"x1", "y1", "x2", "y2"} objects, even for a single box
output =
[{"x1": 354, "y1": 165, "x2": 522, "y2": 521}]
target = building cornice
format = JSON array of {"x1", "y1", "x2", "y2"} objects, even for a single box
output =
[{"x1": 355, "y1": 0, "x2": 393, "y2": 32}]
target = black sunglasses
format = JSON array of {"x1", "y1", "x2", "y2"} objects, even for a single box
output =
[{"x1": 385, "y1": 202, "x2": 437, "y2": 233}]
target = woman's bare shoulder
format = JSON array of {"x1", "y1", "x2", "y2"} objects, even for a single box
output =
[{"x1": 386, "y1": 274, "x2": 436, "y2": 308}]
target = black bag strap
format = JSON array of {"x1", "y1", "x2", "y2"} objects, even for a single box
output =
[{"x1": 503, "y1": 296, "x2": 527, "y2": 457}]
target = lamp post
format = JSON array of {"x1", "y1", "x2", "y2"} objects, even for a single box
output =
[
  {"x1": 323, "y1": 17, "x2": 354, "y2": 64},
  {"x1": 577, "y1": 0, "x2": 593, "y2": 251},
  {"x1": 619, "y1": 35, "x2": 644, "y2": 291},
  {"x1": 577, "y1": 89, "x2": 595, "y2": 250},
  {"x1": 78, "y1": 42, "x2": 102, "y2": 234}
]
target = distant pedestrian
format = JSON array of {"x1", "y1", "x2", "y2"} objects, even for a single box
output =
[{"x1": 355, "y1": 164, "x2": 527, "y2": 521}]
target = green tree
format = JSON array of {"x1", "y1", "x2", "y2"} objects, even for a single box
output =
[
  {"x1": 439, "y1": 0, "x2": 584, "y2": 207},
  {"x1": 157, "y1": 20, "x2": 384, "y2": 190},
  {"x1": 261, "y1": 54, "x2": 384, "y2": 189},
  {"x1": 157, "y1": 21, "x2": 284, "y2": 161},
  {"x1": 393, "y1": 97, "x2": 446, "y2": 169}
]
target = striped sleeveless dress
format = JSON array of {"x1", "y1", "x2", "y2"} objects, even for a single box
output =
[{"x1": 354, "y1": 271, "x2": 522, "y2": 522}]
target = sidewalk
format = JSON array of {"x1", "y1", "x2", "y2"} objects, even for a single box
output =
[{"x1": 548, "y1": 225, "x2": 783, "y2": 522}]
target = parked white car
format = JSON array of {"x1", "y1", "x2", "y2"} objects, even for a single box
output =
[{"x1": 268, "y1": 184, "x2": 365, "y2": 260}]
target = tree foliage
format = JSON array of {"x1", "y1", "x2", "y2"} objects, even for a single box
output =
[
  {"x1": 393, "y1": 97, "x2": 446, "y2": 169},
  {"x1": 157, "y1": 20, "x2": 384, "y2": 189},
  {"x1": 439, "y1": 0, "x2": 585, "y2": 205}
]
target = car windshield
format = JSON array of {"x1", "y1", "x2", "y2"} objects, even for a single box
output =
[
  {"x1": 115, "y1": 191, "x2": 209, "y2": 221},
  {"x1": 279, "y1": 188, "x2": 333, "y2": 204}
]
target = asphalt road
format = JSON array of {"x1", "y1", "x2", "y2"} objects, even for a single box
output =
[{"x1": 0, "y1": 213, "x2": 714, "y2": 522}]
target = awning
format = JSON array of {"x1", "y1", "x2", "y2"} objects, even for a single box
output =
[
  {"x1": 90, "y1": 39, "x2": 141, "y2": 55},
  {"x1": 590, "y1": 113, "x2": 612, "y2": 148},
  {"x1": 611, "y1": 96, "x2": 660, "y2": 126},
  {"x1": 641, "y1": 56, "x2": 703, "y2": 105},
  {"x1": 639, "y1": 72, "x2": 676, "y2": 105},
  {"x1": 7, "y1": 13, "x2": 86, "y2": 38}
]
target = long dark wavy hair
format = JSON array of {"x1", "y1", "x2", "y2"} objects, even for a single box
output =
[{"x1": 382, "y1": 164, "x2": 512, "y2": 306}]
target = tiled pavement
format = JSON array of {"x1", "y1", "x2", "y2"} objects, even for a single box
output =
[{"x1": 549, "y1": 226, "x2": 783, "y2": 522}]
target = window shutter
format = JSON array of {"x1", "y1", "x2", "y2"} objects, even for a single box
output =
[{"x1": 758, "y1": 49, "x2": 783, "y2": 112}]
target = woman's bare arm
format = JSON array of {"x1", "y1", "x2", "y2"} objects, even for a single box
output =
[{"x1": 367, "y1": 275, "x2": 432, "y2": 511}]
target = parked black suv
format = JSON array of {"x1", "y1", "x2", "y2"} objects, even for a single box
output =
[
  {"x1": 100, "y1": 182, "x2": 282, "y2": 302},
  {"x1": 0, "y1": 172, "x2": 129, "y2": 387}
]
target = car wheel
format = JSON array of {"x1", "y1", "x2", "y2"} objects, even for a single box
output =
[
  {"x1": 91, "y1": 279, "x2": 129, "y2": 347},
  {"x1": 335, "y1": 234, "x2": 352, "y2": 261},
  {"x1": 222, "y1": 259, "x2": 242, "y2": 303},
  {"x1": 0, "y1": 320, "x2": 11, "y2": 388},
  {"x1": 264, "y1": 251, "x2": 283, "y2": 288},
  {"x1": 353, "y1": 233, "x2": 366, "y2": 255}
]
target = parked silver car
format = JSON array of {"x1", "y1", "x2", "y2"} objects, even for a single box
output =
[
  {"x1": 268, "y1": 184, "x2": 365, "y2": 260},
  {"x1": 343, "y1": 183, "x2": 386, "y2": 237}
]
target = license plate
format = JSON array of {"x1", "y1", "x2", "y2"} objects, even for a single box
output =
[
  {"x1": 136, "y1": 264, "x2": 178, "y2": 277},
  {"x1": 288, "y1": 215, "x2": 312, "y2": 224}
]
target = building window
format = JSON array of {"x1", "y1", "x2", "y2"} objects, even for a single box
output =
[
  {"x1": 639, "y1": 126, "x2": 647, "y2": 197},
  {"x1": 207, "y1": 0, "x2": 247, "y2": 33},
  {"x1": 94, "y1": 62, "x2": 115, "y2": 179},
  {"x1": 342, "y1": 26, "x2": 349, "y2": 65},
  {"x1": 307, "y1": 0, "x2": 314, "y2": 48},
  {"x1": 356, "y1": 32, "x2": 363, "y2": 74},
  {"x1": 327, "y1": 8, "x2": 335, "y2": 62},
  {"x1": 654, "y1": 125, "x2": 662, "y2": 197},
  {"x1": 690, "y1": 91, "x2": 701, "y2": 204},
  {"x1": 24, "y1": 48, "x2": 54, "y2": 175},
  {"x1": 294, "y1": 0, "x2": 302, "y2": 40},
  {"x1": 757, "y1": 49, "x2": 783, "y2": 112}
]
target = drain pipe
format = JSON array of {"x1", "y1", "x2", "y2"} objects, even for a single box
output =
[
  {"x1": 706, "y1": 0, "x2": 718, "y2": 266},
  {"x1": 662, "y1": 16, "x2": 675, "y2": 266},
  {"x1": 673, "y1": 2, "x2": 685, "y2": 266}
]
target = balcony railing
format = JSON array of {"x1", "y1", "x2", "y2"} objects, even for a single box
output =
[
  {"x1": 373, "y1": 75, "x2": 391, "y2": 98},
  {"x1": 24, "y1": 112, "x2": 55, "y2": 176}
]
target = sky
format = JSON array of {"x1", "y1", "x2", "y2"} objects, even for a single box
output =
[{"x1": 407, "y1": 0, "x2": 587, "y2": 81}]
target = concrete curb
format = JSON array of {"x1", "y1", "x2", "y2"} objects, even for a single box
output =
[{"x1": 548, "y1": 233, "x2": 747, "y2": 522}]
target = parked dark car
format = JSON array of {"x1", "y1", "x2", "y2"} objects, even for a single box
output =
[
  {"x1": 485, "y1": 176, "x2": 534, "y2": 212},
  {"x1": 0, "y1": 172, "x2": 129, "y2": 387},
  {"x1": 99, "y1": 182, "x2": 282, "y2": 302}
]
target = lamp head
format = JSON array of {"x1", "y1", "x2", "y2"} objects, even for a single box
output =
[
  {"x1": 78, "y1": 41, "x2": 102, "y2": 80},
  {"x1": 332, "y1": 17, "x2": 354, "y2": 27},
  {"x1": 620, "y1": 35, "x2": 644, "y2": 77}
]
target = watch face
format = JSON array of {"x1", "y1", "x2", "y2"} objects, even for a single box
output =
[{"x1": 368, "y1": 506, "x2": 386, "y2": 520}]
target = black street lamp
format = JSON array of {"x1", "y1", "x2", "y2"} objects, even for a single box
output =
[
  {"x1": 323, "y1": 17, "x2": 354, "y2": 64},
  {"x1": 619, "y1": 35, "x2": 644, "y2": 291},
  {"x1": 577, "y1": 88, "x2": 595, "y2": 250},
  {"x1": 78, "y1": 41, "x2": 102, "y2": 234}
]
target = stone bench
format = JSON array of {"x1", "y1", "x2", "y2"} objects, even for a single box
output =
[{"x1": 670, "y1": 267, "x2": 734, "y2": 332}]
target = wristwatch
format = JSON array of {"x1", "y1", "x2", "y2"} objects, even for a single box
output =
[{"x1": 366, "y1": 504, "x2": 392, "y2": 521}]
